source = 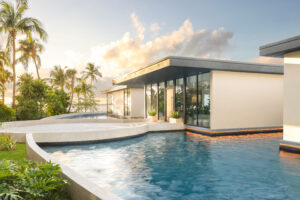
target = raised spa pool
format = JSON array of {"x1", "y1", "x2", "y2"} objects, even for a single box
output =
[{"x1": 43, "y1": 132, "x2": 300, "y2": 200}]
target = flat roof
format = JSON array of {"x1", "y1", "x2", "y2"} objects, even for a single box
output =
[
  {"x1": 102, "y1": 85, "x2": 143, "y2": 94},
  {"x1": 260, "y1": 35, "x2": 300, "y2": 58},
  {"x1": 113, "y1": 56, "x2": 283, "y2": 86}
]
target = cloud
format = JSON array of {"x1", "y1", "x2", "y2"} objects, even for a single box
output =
[
  {"x1": 150, "y1": 23, "x2": 160, "y2": 32},
  {"x1": 252, "y1": 56, "x2": 283, "y2": 65},
  {"x1": 130, "y1": 13, "x2": 145, "y2": 39}
]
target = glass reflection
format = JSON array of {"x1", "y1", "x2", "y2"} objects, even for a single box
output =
[
  {"x1": 158, "y1": 82, "x2": 165, "y2": 120},
  {"x1": 175, "y1": 78, "x2": 184, "y2": 117},
  {"x1": 198, "y1": 73, "x2": 210, "y2": 127},
  {"x1": 185, "y1": 75, "x2": 197, "y2": 125}
]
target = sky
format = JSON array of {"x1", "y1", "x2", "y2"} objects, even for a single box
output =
[{"x1": 3, "y1": 0, "x2": 300, "y2": 100}]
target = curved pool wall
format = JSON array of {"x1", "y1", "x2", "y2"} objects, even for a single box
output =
[
  {"x1": 26, "y1": 134, "x2": 122, "y2": 200},
  {"x1": 42, "y1": 112, "x2": 107, "y2": 120}
]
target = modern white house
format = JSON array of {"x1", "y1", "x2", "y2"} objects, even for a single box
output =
[
  {"x1": 260, "y1": 35, "x2": 300, "y2": 153},
  {"x1": 106, "y1": 56, "x2": 284, "y2": 135},
  {"x1": 102, "y1": 85, "x2": 144, "y2": 118}
]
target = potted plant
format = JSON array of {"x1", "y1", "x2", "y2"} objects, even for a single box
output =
[
  {"x1": 148, "y1": 109, "x2": 158, "y2": 122},
  {"x1": 169, "y1": 111, "x2": 183, "y2": 123}
]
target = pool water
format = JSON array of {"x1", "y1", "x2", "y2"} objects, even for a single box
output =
[{"x1": 43, "y1": 132, "x2": 300, "y2": 200}]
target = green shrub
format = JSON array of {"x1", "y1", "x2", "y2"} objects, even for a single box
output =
[
  {"x1": 148, "y1": 109, "x2": 157, "y2": 116},
  {"x1": 46, "y1": 89, "x2": 70, "y2": 116},
  {"x1": 0, "y1": 134, "x2": 16, "y2": 151},
  {"x1": 0, "y1": 103, "x2": 15, "y2": 122},
  {"x1": 0, "y1": 160, "x2": 70, "y2": 200},
  {"x1": 171, "y1": 111, "x2": 180, "y2": 118}
]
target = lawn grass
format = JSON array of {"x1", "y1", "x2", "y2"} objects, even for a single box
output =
[{"x1": 0, "y1": 143, "x2": 27, "y2": 162}]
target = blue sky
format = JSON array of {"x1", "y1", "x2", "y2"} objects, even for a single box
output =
[{"x1": 13, "y1": 0, "x2": 299, "y2": 92}]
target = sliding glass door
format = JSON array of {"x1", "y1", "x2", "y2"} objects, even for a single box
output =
[
  {"x1": 185, "y1": 75, "x2": 197, "y2": 126},
  {"x1": 175, "y1": 78, "x2": 184, "y2": 118},
  {"x1": 158, "y1": 82, "x2": 165, "y2": 120},
  {"x1": 198, "y1": 73, "x2": 210, "y2": 127}
]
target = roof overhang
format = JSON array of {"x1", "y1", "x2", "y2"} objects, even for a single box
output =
[
  {"x1": 113, "y1": 56, "x2": 283, "y2": 86},
  {"x1": 102, "y1": 85, "x2": 143, "y2": 94},
  {"x1": 260, "y1": 35, "x2": 300, "y2": 58}
]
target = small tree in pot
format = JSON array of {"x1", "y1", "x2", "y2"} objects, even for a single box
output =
[
  {"x1": 169, "y1": 111, "x2": 183, "y2": 123},
  {"x1": 148, "y1": 109, "x2": 158, "y2": 122}
]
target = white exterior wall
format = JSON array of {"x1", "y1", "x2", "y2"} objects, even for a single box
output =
[
  {"x1": 210, "y1": 70, "x2": 283, "y2": 129},
  {"x1": 110, "y1": 90, "x2": 124, "y2": 117},
  {"x1": 130, "y1": 88, "x2": 144, "y2": 118},
  {"x1": 283, "y1": 51, "x2": 300, "y2": 143}
]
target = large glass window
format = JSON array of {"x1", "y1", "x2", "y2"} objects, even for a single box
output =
[
  {"x1": 151, "y1": 84, "x2": 158, "y2": 113},
  {"x1": 146, "y1": 84, "x2": 151, "y2": 117},
  {"x1": 175, "y1": 78, "x2": 184, "y2": 117},
  {"x1": 124, "y1": 89, "x2": 131, "y2": 116},
  {"x1": 185, "y1": 75, "x2": 197, "y2": 125},
  {"x1": 198, "y1": 73, "x2": 210, "y2": 127},
  {"x1": 158, "y1": 82, "x2": 165, "y2": 120}
]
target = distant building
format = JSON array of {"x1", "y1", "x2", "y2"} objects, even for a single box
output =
[
  {"x1": 104, "y1": 56, "x2": 283, "y2": 134},
  {"x1": 260, "y1": 35, "x2": 300, "y2": 153},
  {"x1": 102, "y1": 85, "x2": 144, "y2": 118}
]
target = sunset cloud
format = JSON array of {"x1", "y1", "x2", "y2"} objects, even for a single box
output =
[{"x1": 87, "y1": 14, "x2": 233, "y2": 79}]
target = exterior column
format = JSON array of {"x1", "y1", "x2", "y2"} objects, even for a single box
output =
[{"x1": 283, "y1": 51, "x2": 300, "y2": 143}]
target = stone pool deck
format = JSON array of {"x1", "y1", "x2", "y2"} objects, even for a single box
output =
[{"x1": 0, "y1": 120, "x2": 184, "y2": 144}]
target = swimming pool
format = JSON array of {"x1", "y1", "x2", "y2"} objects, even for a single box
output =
[{"x1": 43, "y1": 132, "x2": 300, "y2": 200}]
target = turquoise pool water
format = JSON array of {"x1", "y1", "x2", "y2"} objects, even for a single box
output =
[{"x1": 43, "y1": 132, "x2": 300, "y2": 200}]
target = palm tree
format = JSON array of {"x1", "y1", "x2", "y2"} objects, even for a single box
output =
[
  {"x1": 66, "y1": 68, "x2": 77, "y2": 112},
  {"x1": 17, "y1": 37, "x2": 44, "y2": 79},
  {"x1": 78, "y1": 79, "x2": 93, "y2": 112},
  {"x1": 0, "y1": 51, "x2": 12, "y2": 104},
  {"x1": 0, "y1": 0, "x2": 47, "y2": 108},
  {"x1": 50, "y1": 65, "x2": 67, "y2": 91},
  {"x1": 81, "y1": 63, "x2": 102, "y2": 86}
]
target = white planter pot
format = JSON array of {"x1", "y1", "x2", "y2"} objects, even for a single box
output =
[
  {"x1": 169, "y1": 118, "x2": 183, "y2": 123},
  {"x1": 148, "y1": 116, "x2": 158, "y2": 122}
]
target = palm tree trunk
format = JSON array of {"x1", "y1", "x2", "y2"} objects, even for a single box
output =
[
  {"x1": 11, "y1": 33, "x2": 16, "y2": 108},
  {"x1": 33, "y1": 58, "x2": 40, "y2": 79},
  {"x1": 68, "y1": 79, "x2": 74, "y2": 113},
  {"x1": 2, "y1": 88, "x2": 5, "y2": 104}
]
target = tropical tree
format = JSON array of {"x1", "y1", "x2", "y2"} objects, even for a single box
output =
[
  {"x1": 73, "y1": 79, "x2": 97, "y2": 112},
  {"x1": 81, "y1": 63, "x2": 102, "y2": 86},
  {"x1": 0, "y1": 0, "x2": 47, "y2": 108},
  {"x1": 17, "y1": 37, "x2": 44, "y2": 79},
  {"x1": 65, "y1": 68, "x2": 77, "y2": 112},
  {"x1": 79, "y1": 80, "x2": 93, "y2": 100},
  {"x1": 0, "y1": 66, "x2": 12, "y2": 104},
  {"x1": 49, "y1": 65, "x2": 67, "y2": 91},
  {"x1": 0, "y1": 50, "x2": 12, "y2": 104},
  {"x1": 16, "y1": 73, "x2": 48, "y2": 120}
]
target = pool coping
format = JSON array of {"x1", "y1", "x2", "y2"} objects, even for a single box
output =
[
  {"x1": 279, "y1": 140, "x2": 300, "y2": 153},
  {"x1": 186, "y1": 126, "x2": 283, "y2": 137}
]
